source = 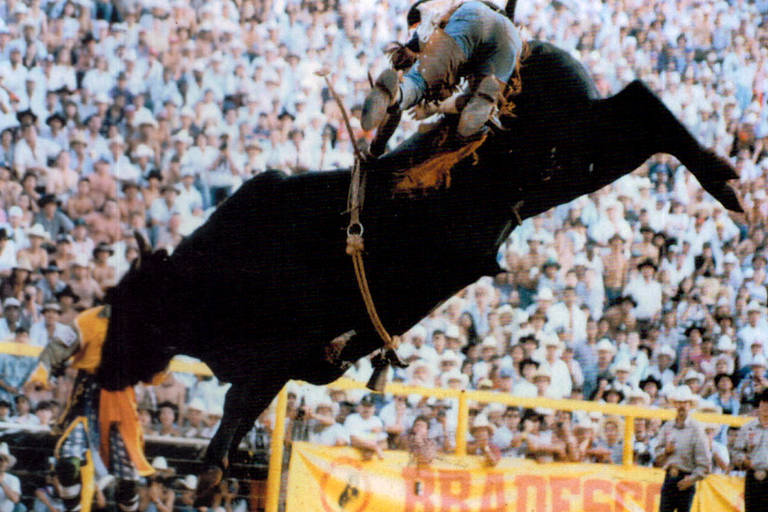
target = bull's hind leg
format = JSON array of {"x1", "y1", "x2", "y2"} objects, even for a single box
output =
[{"x1": 590, "y1": 80, "x2": 742, "y2": 212}]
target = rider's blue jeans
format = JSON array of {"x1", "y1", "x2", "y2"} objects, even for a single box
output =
[{"x1": 401, "y1": 1, "x2": 522, "y2": 108}]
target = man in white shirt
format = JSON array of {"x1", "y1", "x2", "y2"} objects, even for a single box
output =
[
  {"x1": 540, "y1": 336, "x2": 572, "y2": 399},
  {"x1": 344, "y1": 395, "x2": 387, "y2": 460},
  {"x1": 307, "y1": 401, "x2": 349, "y2": 447},
  {"x1": 623, "y1": 259, "x2": 662, "y2": 323},
  {"x1": 0, "y1": 229, "x2": 16, "y2": 277},
  {"x1": 738, "y1": 302, "x2": 768, "y2": 363},
  {"x1": 13, "y1": 123, "x2": 51, "y2": 177},
  {"x1": 29, "y1": 302, "x2": 76, "y2": 348}
]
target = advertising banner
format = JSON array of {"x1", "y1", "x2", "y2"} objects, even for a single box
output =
[{"x1": 286, "y1": 442, "x2": 745, "y2": 512}]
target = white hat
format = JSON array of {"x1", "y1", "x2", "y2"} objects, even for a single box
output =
[
  {"x1": 470, "y1": 414, "x2": 496, "y2": 434},
  {"x1": 542, "y1": 334, "x2": 562, "y2": 349},
  {"x1": 537, "y1": 288, "x2": 554, "y2": 301},
  {"x1": 0, "y1": 443, "x2": 16, "y2": 468},
  {"x1": 133, "y1": 112, "x2": 158, "y2": 128},
  {"x1": 70, "y1": 254, "x2": 91, "y2": 268},
  {"x1": 683, "y1": 370, "x2": 704, "y2": 384},
  {"x1": 178, "y1": 474, "x2": 198, "y2": 490},
  {"x1": 484, "y1": 402, "x2": 506, "y2": 415},
  {"x1": 668, "y1": 385, "x2": 699, "y2": 403},
  {"x1": 27, "y1": 223, "x2": 49, "y2": 240},
  {"x1": 187, "y1": 398, "x2": 206, "y2": 412},
  {"x1": 717, "y1": 335, "x2": 736, "y2": 352},
  {"x1": 445, "y1": 324, "x2": 460, "y2": 338},
  {"x1": 2, "y1": 297, "x2": 20, "y2": 308},
  {"x1": 480, "y1": 336, "x2": 498, "y2": 349},
  {"x1": 442, "y1": 370, "x2": 468, "y2": 387},
  {"x1": 723, "y1": 252, "x2": 739, "y2": 265},
  {"x1": 613, "y1": 360, "x2": 632, "y2": 373},
  {"x1": 7, "y1": 206, "x2": 22, "y2": 218},
  {"x1": 532, "y1": 367, "x2": 552, "y2": 381},
  {"x1": 596, "y1": 338, "x2": 616, "y2": 353},
  {"x1": 108, "y1": 135, "x2": 125, "y2": 147},
  {"x1": 747, "y1": 301, "x2": 764, "y2": 314},
  {"x1": 656, "y1": 345, "x2": 675, "y2": 359},
  {"x1": 752, "y1": 355, "x2": 768, "y2": 367},
  {"x1": 496, "y1": 304, "x2": 514, "y2": 316},
  {"x1": 439, "y1": 350, "x2": 461, "y2": 366},
  {"x1": 151, "y1": 456, "x2": 173, "y2": 473},
  {"x1": 697, "y1": 400, "x2": 722, "y2": 414},
  {"x1": 207, "y1": 403, "x2": 224, "y2": 417},
  {"x1": 408, "y1": 325, "x2": 427, "y2": 341},
  {"x1": 626, "y1": 389, "x2": 650, "y2": 405},
  {"x1": 133, "y1": 144, "x2": 154, "y2": 159}
]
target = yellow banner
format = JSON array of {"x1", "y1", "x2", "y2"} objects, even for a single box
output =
[{"x1": 286, "y1": 442, "x2": 745, "y2": 512}]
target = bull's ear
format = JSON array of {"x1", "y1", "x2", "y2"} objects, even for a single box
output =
[{"x1": 134, "y1": 231, "x2": 151, "y2": 268}]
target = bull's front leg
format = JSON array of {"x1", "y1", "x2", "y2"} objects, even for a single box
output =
[{"x1": 197, "y1": 379, "x2": 284, "y2": 501}]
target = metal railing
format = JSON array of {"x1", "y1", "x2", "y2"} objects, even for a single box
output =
[
  {"x1": 263, "y1": 377, "x2": 752, "y2": 512},
  {"x1": 0, "y1": 342, "x2": 752, "y2": 512}
]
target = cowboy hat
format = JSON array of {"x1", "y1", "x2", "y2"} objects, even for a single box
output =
[
  {"x1": 26, "y1": 223, "x2": 49, "y2": 240},
  {"x1": 470, "y1": 414, "x2": 496, "y2": 435},
  {"x1": 668, "y1": 385, "x2": 698, "y2": 404},
  {"x1": 177, "y1": 474, "x2": 198, "y2": 490},
  {"x1": 151, "y1": 456, "x2": 176, "y2": 476}
]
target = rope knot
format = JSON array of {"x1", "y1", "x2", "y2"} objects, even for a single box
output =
[{"x1": 346, "y1": 234, "x2": 365, "y2": 255}]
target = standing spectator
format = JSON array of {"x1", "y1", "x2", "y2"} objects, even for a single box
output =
[
  {"x1": 733, "y1": 389, "x2": 768, "y2": 510},
  {"x1": 654, "y1": 386, "x2": 711, "y2": 512},
  {"x1": 623, "y1": 259, "x2": 663, "y2": 331}
]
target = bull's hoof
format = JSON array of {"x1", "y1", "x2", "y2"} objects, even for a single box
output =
[
  {"x1": 701, "y1": 181, "x2": 744, "y2": 213},
  {"x1": 694, "y1": 149, "x2": 740, "y2": 182},
  {"x1": 195, "y1": 465, "x2": 223, "y2": 503}
]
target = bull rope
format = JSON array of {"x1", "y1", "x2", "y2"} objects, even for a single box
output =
[{"x1": 316, "y1": 71, "x2": 399, "y2": 353}]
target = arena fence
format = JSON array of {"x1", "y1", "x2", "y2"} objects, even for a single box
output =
[
  {"x1": 265, "y1": 378, "x2": 751, "y2": 512},
  {"x1": 0, "y1": 343, "x2": 751, "y2": 512}
]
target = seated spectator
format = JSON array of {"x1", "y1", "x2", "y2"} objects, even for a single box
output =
[
  {"x1": 9, "y1": 395, "x2": 37, "y2": 426},
  {"x1": 0, "y1": 443, "x2": 20, "y2": 512},
  {"x1": 174, "y1": 475, "x2": 198, "y2": 512},
  {"x1": 516, "y1": 410, "x2": 560, "y2": 463},
  {"x1": 467, "y1": 415, "x2": 501, "y2": 467},
  {"x1": 33, "y1": 469, "x2": 64, "y2": 512},
  {"x1": 492, "y1": 407, "x2": 522, "y2": 457},
  {"x1": 710, "y1": 373, "x2": 740, "y2": 415},
  {"x1": 380, "y1": 395, "x2": 412, "y2": 447},
  {"x1": 593, "y1": 416, "x2": 624, "y2": 464},
  {"x1": 307, "y1": 400, "x2": 349, "y2": 447},
  {"x1": 141, "y1": 457, "x2": 176, "y2": 512},
  {"x1": 0, "y1": 323, "x2": 36, "y2": 406},
  {"x1": 156, "y1": 401, "x2": 181, "y2": 437},
  {"x1": 181, "y1": 398, "x2": 207, "y2": 439},
  {"x1": 343, "y1": 394, "x2": 386, "y2": 460},
  {"x1": 402, "y1": 415, "x2": 438, "y2": 466},
  {"x1": 0, "y1": 401, "x2": 10, "y2": 423}
]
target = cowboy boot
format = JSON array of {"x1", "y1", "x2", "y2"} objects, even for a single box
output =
[
  {"x1": 413, "y1": 29, "x2": 466, "y2": 105},
  {"x1": 457, "y1": 75, "x2": 502, "y2": 138},
  {"x1": 362, "y1": 69, "x2": 400, "y2": 132}
]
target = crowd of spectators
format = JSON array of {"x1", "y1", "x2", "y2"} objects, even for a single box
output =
[{"x1": 0, "y1": 0, "x2": 767, "y2": 507}]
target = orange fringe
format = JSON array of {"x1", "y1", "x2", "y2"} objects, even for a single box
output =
[{"x1": 394, "y1": 132, "x2": 488, "y2": 193}]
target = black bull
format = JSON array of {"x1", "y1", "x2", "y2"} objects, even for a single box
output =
[{"x1": 95, "y1": 41, "x2": 740, "y2": 475}]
